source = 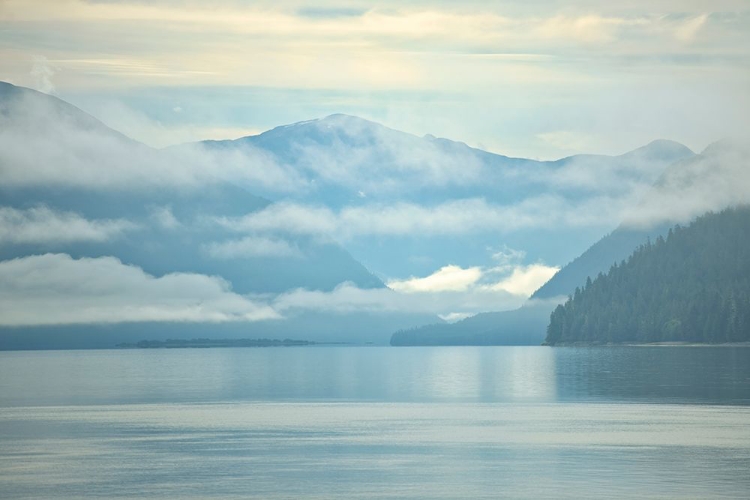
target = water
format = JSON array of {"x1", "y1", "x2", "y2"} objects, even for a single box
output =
[{"x1": 1, "y1": 346, "x2": 749, "y2": 498}]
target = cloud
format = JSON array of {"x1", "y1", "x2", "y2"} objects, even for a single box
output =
[
  {"x1": 273, "y1": 281, "x2": 527, "y2": 317},
  {"x1": 489, "y1": 245, "x2": 527, "y2": 268},
  {"x1": 149, "y1": 205, "x2": 180, "y2": 229},
  {"x1": 0, "y1": 253, "x2": 280, "y2": 326},
  {"x1": 673, "y1": 13, "x2": 708, "y2": 42},
  {"x1": 217, "y1": 196, "x2": 635, "y2": 239},
  {"x1": 30, "y1": 55, "x2": 56, "y2": 94},
  {"x1": 273, "y1": 258, "x2": 559, "y2": 319},
  {"x1": 203, "y1": 236, "x2": 302, "y2": 259},
  {"x1": 0, "y1": 251, "x2": 557, "y2": 327},
  {"x1": 0, "y1": 90, "x2": 304, "y2": 191},
  {"x1": 438, "y1": 312, "x2": 473, "y2": 323},
  {"x1": 534, "y1": 15, "x2": 639, "y2": 44},
  {"x1": 0, "y1": 206, "x2": 136, "y2": 245},
  {"x1": 1, "y1": 1, "x2": 747, "y2": 161},
  {"x1": 278, "y1": 114, "x2": 486, "y2": 192},
  {"x1": 387, "y1": 265, "x2": 482, "y2": 293},
  {"x1": 486, "y1": 263, "x2": 560, "y2": 296},
  {"x1": 215, "y1": 202, "x2": 336, "y2": 235},
  {"x1": 74, "y1": 98, "x2": 263, "y2": 148},
  {"x1": 621, "y1": 140, "x2": 750, "y2": 229}
]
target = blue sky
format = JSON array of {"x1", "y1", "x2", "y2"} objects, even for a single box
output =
[{"x1": 1, "y1": 0, "x2": 749, "y2": 158}]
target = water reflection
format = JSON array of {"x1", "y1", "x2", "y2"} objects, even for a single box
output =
[
  {"x1": 424, "y1": 348, "x2": 481, "y2": 400},
  {"x1": 504, "y1": 347, "x2": 556, "y2": 401},
  {"x1": 0, "y1": 346, "x2": 749, "y2": 407}
]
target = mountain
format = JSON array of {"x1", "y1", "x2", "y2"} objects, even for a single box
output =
[
  {"x1": 531, "y1": 226, "x2": 670, "y2": 300},
  {"x1": 391, "y1": 138, "x2": 750, "y2": 346},
  {"x1": 535, "y1": 139, "x2": 748, "y2": 300},
  {"x1": 199, "y1": 114, "x2": 693, "y2": 207},
  {"x1": 546, "y1": 206, "x2": 750, "y2": 345},
  {"x1": 191, "y1": 114, "x2": 694, "y2": 279},
  {"x1": 0, "y1": 82, "x2": 433, "y2": 348},
  {"x1": 0, "y1": 82, "x2": 706, "y2": 349},
  {"x1": 389, "y1": 222, "x2": 673, "y2": 346},
  {"x1": 0, "y1": 82, "x2": 384, "y2": 293},
  {"x1": 390, "y1": 301, "x2": 551, "y2": 346}
]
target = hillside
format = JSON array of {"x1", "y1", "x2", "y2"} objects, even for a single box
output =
[
  {"x1": 531, "y1": 225, "x2": 670, "y2": 300},
  {"x1": 546, "y1": 207, "x2": 750, "y2": 345},
  {"x1": 0, "y1": 82, "x2": 384, "y2": 294},
  {"x1": 391, "y1": 140, "x2": 750, "y2": 347},
  {"x1": 193, "y1": 114, "x2": 694, "y2": 280},
  {"x1": 390, "y1": 301, "x2": 551, "y2": 346},
  {"x1": 0, "y1": 81, "x2": 704, "y2": 348},
  {"x1": 389, "y1": 226, "x2": 673, "y2": 346},
  {"x1": 0, "y1": 82, "x2": 435, "y2": 347}
]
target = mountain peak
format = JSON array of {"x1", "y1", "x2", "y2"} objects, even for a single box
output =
[
  {"x1": 315, "y1": 113, "x2": 386, "y2": 130},
  {"x1": 0, "y1": 80, "x2": 135, "y2": 144},
  {"x1": 622, "y1": 139, "x2": 694, "y2": 161}
]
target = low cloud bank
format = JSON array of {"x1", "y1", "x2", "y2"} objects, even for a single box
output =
[
  {"x1": 0, "y1": 254, "x2": 280, "y2": 326},
  {"x1": 216, "y1": 196, "x2": 634, "y2": 239},
  {"x1": 622, "y1": 141, "x2": 750, "y2": 229},
  {"x1": 0, "y1": 254, "x2": 558, "y2": 327},
  {"x1": 273, "y1": 261, "x2": 559, "y2": 321},
  {"x1": 203, "y1": 236, "x2": 303, "y2": 259},
  {"x1": 0, "y1": 206, "x2": 136, "y2": 245}
]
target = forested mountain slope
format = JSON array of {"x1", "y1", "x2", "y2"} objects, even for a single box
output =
[{"x1": 545, "y1": 207, "x2": 750, "y2": 345}]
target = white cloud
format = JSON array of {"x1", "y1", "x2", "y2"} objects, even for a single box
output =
[
  {"x1": 0, "y1": 252, "x2": 559, "y2": 327},
  {"x1": 30, "y1": 55, "x2": 56, "y2": 94},
  {"x1": 387, "y1": 261, "x2": 558, "y2": 298},
  {"x1": 273, "y1": 281, "x2": 527, "y2": 317},
  {"x1": 0, "y1": 253, "x2": 280, "y2": 326},
  {"x1": 438, "y1": 312, "x2": 474, "y2": 323},
  {"x1": 76, "y1": 98, "x2": 263, "y2": 148},
  {"x1": 215, "y1": 202, "x2": 337, "y2": 235},
  {"x1": 217, "y1": 196, "x2": 633, "y2": 239},
  {"x1": 283, "y1": 115, "x2": 486, "y2": 192},
  {"x1": 203, "y1": 236, "x2": 302, "y2": 259},
  {"x1": 0, "y1": 206, "x2": 136, "y2": 245},
  {"x1": 387, "y1": 265, "x2": 482, "y2": 293},
  {"x1": 271, "y1": 259, "x2": 559, "y2": 319},
  {"x1": 486, "y1": 263, "x2": 560, "y2": 296},
  {"x1": 622, "y1": 140, "x2": 750, "y2": 229},
  {"x1": 149, "y1": 205, "x2": 180, "y2": 229},
  {"x1": 0, "y1": 91, "x2": 303, "y2": 191},
  {"x1": 489, "y1": 245, "x2": 527, "y2": 268}
]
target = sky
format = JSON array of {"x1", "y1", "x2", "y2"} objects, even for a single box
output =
[{"x1": 1, "y1": 0, "x2": 749, "y2": 159}]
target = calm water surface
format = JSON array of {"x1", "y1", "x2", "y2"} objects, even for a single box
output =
[{"x1": 1, "y1": 346, "x2": 749, "y2": 498}]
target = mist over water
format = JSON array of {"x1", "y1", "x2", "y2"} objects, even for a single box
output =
[{"x1": 1, "y1": 346, "x2": 749, "y2": 499}]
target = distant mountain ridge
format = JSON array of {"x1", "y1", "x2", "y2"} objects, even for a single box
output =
[
  {"x1": 0, "y1": 82, "x2": 434, "y2": 348},
  {"x1": 0, "y1": 82, "x2": 383, "y2": 294},
  {"x1": 0, "y1": 81, "x2": 704, "y2": 348},
  {"x1": 392, "y1": 138, "x2": 749, "y2": 346},
  {"x1": 190, "y1": 112, "x2": 695, "y2": 280},
  {"x1": 390, "y1": 301, "x2": 552, "y2": 346}
]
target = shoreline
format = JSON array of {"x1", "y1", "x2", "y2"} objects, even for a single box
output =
[{"x1": 547, "y1": 341, "x2": 750, "y2": 347}]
